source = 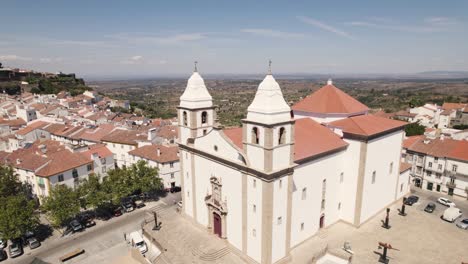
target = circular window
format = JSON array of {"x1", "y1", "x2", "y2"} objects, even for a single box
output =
[{"x1": 214, "y1": 145, "x2": 218, "y2": 151}]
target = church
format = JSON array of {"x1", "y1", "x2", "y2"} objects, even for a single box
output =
[{"x1": 177, "y1": 67, "x2": 410, "y2": 264}]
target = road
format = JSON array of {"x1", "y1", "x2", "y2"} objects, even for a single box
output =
[{"x1": 7, "y1": 192, "x2": 181, "y2": 264}]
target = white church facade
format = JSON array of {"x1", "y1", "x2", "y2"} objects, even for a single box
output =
[{"x1": 177, "y1": 69, "x2": 410, "y2": 264}]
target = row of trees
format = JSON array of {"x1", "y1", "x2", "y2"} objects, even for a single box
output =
[
  {"x1": 0, "y1": 166, "x2": 39, "y2": 240},
  {"x1": 42, "y1": 160, "x2": 162, "y2": 227}
]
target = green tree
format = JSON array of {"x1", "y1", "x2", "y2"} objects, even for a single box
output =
[
  {"x1": 42, "y1": 185, "x2": 80, "y2": 227},
  {"x1": 77, "y1": 174, "x2": 109, "y2": 209},
  {"x1": 0, "y1": 195, "x2": 39, "y2": 240},
  {"x1": 405, "y1": 122, "x2": 426, "y2": 136},
  {"x1": 0, "y1": 166, "x2": 27, "y2": 198},
  {"x1": 102, "y1": 168, "x2": 134, "y2": 205},
  {"x1": 129, "y1": 160, "x2": 162, "y2": 193}
]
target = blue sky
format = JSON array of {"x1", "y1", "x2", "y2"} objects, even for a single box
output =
[{"x1": 1, "y1": 0, "x2": 467, "y2": 78}]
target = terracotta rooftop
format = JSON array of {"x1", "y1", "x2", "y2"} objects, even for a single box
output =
[
  {"x1": 16, "y1": 121, "x2": 50, "y2": 136},
  {"x1": 403, "y1": 135, "x2": 424, "y2": 149},
  {"x1": 0, "y1": 118, "x2": 26, "y2": 127},
  {"x1": 101, "y1": 129, "x2": 147, "y2": 145},
  {"x1": 394, "y1": 110, "x2": 417, "y2": 118},
  {"x1": 4, "y1": 140, "x2": 92, "y2": 177},
  {"x1": 292, "y1": 83, "x2": 369, "y2": 115},
  {"x1": 80, "y1": 124, "x2": 117, "y2": 142},
  {"x1": 328, "y1": 114, "x2": 407, "y2": 139},
  {"x1": 223, "y1": 118, "x2": 348, "y2": 163},
  {"x1": 403, "y1": 137, "x2": 466, "y2": 161},
  {"x1": 128, "y1": 144, "x2": 179, "y2": 163},
  {"x1": 442, "y1": 102, "x2": 466, "y2": 111},
  {"x1": 80, "y1": 144, "x2": 113, "y2": 159},
  {"x1": 399, "y1": 162, "x2": 412, "y2": 173}
]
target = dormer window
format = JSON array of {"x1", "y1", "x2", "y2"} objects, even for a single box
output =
[
  {"x1": 278, "y1": 127, "x2": 286, "y2": 145},
  {"x1": 251, "y1": 127, "x2": 259, "y2": 144},
  {"x1": 183, "y1": 111, "x2": 188, "y2": 126},
  {"x1": 201, "y1": 111, "x2": 208, "y2": 124}
]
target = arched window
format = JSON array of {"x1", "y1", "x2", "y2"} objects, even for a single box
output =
[
  {"x1": 278, "y1": 127, "x2": 286, "y2": 145},
  {"x1": 251, "y1": 127, "x2": 259, "y2": 144},
  {"x1": 290, "y1": 110, "x2": 294, "y2": 119},
  {"x1": 183, "y1": 111, "x2": 188, "y2": 126},
  {"x1": 201, "y1": 111, "x2": 208, "y2": 124}
]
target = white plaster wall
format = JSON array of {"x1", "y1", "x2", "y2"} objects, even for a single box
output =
[
  {"x1": 396, "y1": 170, "x2": 411, "y2": 200},
  {"x1": 272, "y1": 146, "x2": 290, "y2": 171},
  {"x1": 339, "y1": 139, "x2": 360, "y2": 224},
  {"x1": 194, "y1": 130, "x2": 244, "y2": 164},
  {"x1": 48, "y1": 164, "x2": 91, "y2": 191},
  {"x1": 104, "y1": 142, "x2": 135, "y2": 168},
  {"x1": 271, "y1": 177, "x2": 288, "y2": 263},
  {"x1": 182, "y1": 149, "x2": 194, "y2": 217},
  {"x1": 360, "y1": 131, "x2": 403, "y2": 223},
  {"x1": 192, "y1": 154, "x2": 244, "y2": 252},
  {"x1": 290, "y1": 152, "x2": 344, "y2": 248},
  {"x1": 247, "y1": 175, "x2": 263, "y2": 263}
]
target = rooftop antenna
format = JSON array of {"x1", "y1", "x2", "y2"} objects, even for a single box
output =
[
  {"x1": 268, "y1": 59, "x2": 272, "y2": 75},
  {"x1": 194, "y1": 61, "x2": 198, "y2": 72}
]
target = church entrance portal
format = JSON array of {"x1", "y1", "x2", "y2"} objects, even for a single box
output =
[{"x1": 213, "y1": 213, "x2": 222, "y2": 237}]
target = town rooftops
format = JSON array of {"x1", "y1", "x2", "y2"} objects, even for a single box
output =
[
  {"x1": 399, "y1": 162, "x2": 412, "y2": 173},
  {"x1": 328, "y1": 114, "x2": 407, "y2": 140},
  {"x1": 292, "y1": 81, "x2": 369, "y2": 115},
  {"x1": 442, "y1": 102, "x2": 466, "y2": 111},
  {"x1": 16, "y1": 121, "x2": 50, "y2": 135},
  {"x1": 4, "y1": 140, "x2": 92, "y2": 177},
  {"x1": 394, "y1": 110, "x2": 417, "y2": 118},
  {"x1": 403, "y1": 136, "x2": 468, "y2": 161},
  {"x1": 128, "y1": 144, "x2": 179, "y2": 163},
  {"x1": 80, "y1": 144, "x2": 113, "y2": 159},
  {"x1": 223, "y1": 118, "x2": 348, "y2": 163},
  {"x1": 0, "y1": 118, "x2": 26, "y2": 128},
  {"x1": 101, "y1": 129, "x2": 147, "y2": 145}
]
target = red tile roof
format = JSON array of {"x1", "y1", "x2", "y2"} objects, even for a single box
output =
[
  {"x1": 80, "y1": 144, "x2": 113, "y2": 159},
  {"x1": 292, "y1": 84, "x2": 369, "y2": 114},
  {"x1": 403, "y1": 137, "x2": 466, "y2": 161},
  {"x1": 80, "y1": 124, "x2": 117, "y2": 142},
  {"x1": 16, "y1": 121, "x2": 49, "y2": 136},
  {"x1": 403, "y1": 135, "x2": 424, "y2": 149},
  {"x1": 328, "y1": 114, "x2": 407, "y2": 138},
  {"x1": 447, "y1": 140, "x2": 468, "y2": 162},
  {"x1": 101, "y1": 129, "x2": 147, "y2": 145},
  {"x1": 128, "y1": 144, "x2": 179, "y2": 163},
  {"x1": 442, "y1": 103, "x2": 466, "y2": 111},
  {"x1": 294, "y1": 118, "x2": 348, "y2": 162},
  {"x1": 223, "y1": 128, "x2": 243, "y2": 149},
  {"x1": 0, "y1": 118, "x2": 26, "y2": 128},
  {"x1": 223, "y1": 118, "x2": 348, "y2": 163},
  {"x1": 399, "y1": 162, "x2": 412, "y2": 173}
]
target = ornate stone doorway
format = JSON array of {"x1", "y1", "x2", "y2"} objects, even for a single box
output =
[
  {"x1": 213, "y1": 212, "x2": 222, "y2": 237},
  {"x1": 205, "y1": 176, "x2": 228, "y2": 238}
]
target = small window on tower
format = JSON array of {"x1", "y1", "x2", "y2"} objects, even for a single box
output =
[
  {"x1": 183, "y1": 111, "x2": 188, "y2": 126},
  {"x1": 251, "y1": 127, "x2": 259, "y2": 144},
  {"x1": 278, "y1": 127, "x2": 286, "y2": 145},
  {"x1": 201, "y1": 111, "x2": 208, "y2": 124}
]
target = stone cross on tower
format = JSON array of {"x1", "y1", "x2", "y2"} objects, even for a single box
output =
[
  {"x1": 268, "y1": 59, "x2": 272, "y2": 75},
  {"x1": 194, "y1": 61, "x2": 198, "y2": 72}
]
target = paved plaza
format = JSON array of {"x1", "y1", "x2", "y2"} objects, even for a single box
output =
[{"x1": 146, "y1": 188, "x2": 468, "y2": 264}]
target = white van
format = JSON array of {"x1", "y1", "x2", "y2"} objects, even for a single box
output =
[
  {"x1": 442, "y1": 207, "x2": 462, "y2": 223},
  {"x1": 129, "y1": 231, "x2": 148, "y2": 254}
]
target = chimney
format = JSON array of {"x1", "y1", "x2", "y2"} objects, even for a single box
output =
[
  {"x1": 16, "y1": 158, "x2": 21, "y2": 165},
  {"x1": 39, "y1": 144, "x2": 47, "y2": 154},
  {"x1": 440, "y1": 134, "x2": 445, "y2": 141},
  {"x1": 423, "y1": 139, "x2": 431, "y2": 144},
  {"x1": 148, "y1": 128, "x2": 157, "y2": 141},
  {"x1": 157, "y1": 148, "x2": 161, "y2": 156}
]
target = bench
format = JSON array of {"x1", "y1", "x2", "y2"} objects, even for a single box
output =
[{"x1": 59, "y1": 248, "x2": 85, "y2": 262}]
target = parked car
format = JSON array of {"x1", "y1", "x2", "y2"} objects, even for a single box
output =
[
  {"x1": 8, "y1": 240, "x2": 23, "y2": 258},
  {"x1": 135, "y1": 200, "x2": 146, "y2": 209},
  {"x1": 0, "y1": 240, "x2": 6, "y2": 249},
  {"x1": 122, "y1": 202, "x2": 135, "y2": 213},
  {"x1": 0, "y1": 249, "x2": 7, "y2": 261},
  {"x1": 438, "y1": 197, "x2": 456, "y2": 207},
  {"x1": 83, "y1": 219, "x2": 96, "y2": 228},
  {"x1": 69, "y1": 219, "x2": 84, "y2": 232},
  {"x1": 170, "y1": 186, "x2": 181, "y2": 193},
  {"x1": 26, "y1": 237, "x2": 40, "y2": 249},
  {"x1": 442, "y1": 207, "x2": 462, "y2": 223},
  {"x1": 424, "y1": 203, "x2": 436, "y2": 213},
  {"x1": 128, "y1": 232, "x2": 147, "y2": 254},
  {"x1": 113, "y1": 206, "x2": 123, "y2": 217},
  {"x1": 404, "y1": 195, "x2": 419, "y2": 206},
  {"x1": 456, "y1": 219, "x2": 468, "y2": 230}
]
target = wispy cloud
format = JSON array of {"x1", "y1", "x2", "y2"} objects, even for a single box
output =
[
  {"x1": 346, "y1": 17, "x2": 458, "y2": 33},
  {"x1": 39, "y1": 57, "x2": 64, "y2": 63},
  {"x1": 46, "y1": 39, "x2": 109, "y2": 47},
  {"x1": 120, "y1": 55, "x2": 144, "y2": 65},
  {"x1": 297, "y1": 16, "x2": 354, "y2": 39},
  {"x1": 0, "y1": 55, "x2": 32, "y2": 61},
  {"x1": 241, "y1": 28, "x2": 305, "y2": 38},
  {"x1": 107, "y1": 33, "x2": 206, "y2": 45}
]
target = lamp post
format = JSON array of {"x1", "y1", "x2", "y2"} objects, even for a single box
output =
[
  {"x1": 382, "y1": 208, "x2": 391, "y2": 229},
  {"x1": 378, "y1": 242, "x2": 399, "y2": 263},
  {"x1": 399, "y1": 197, "x2": 407, "y2": 216},
  {"x1": 152, "y1": 212, "x2": 161, "y2": 230}
]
